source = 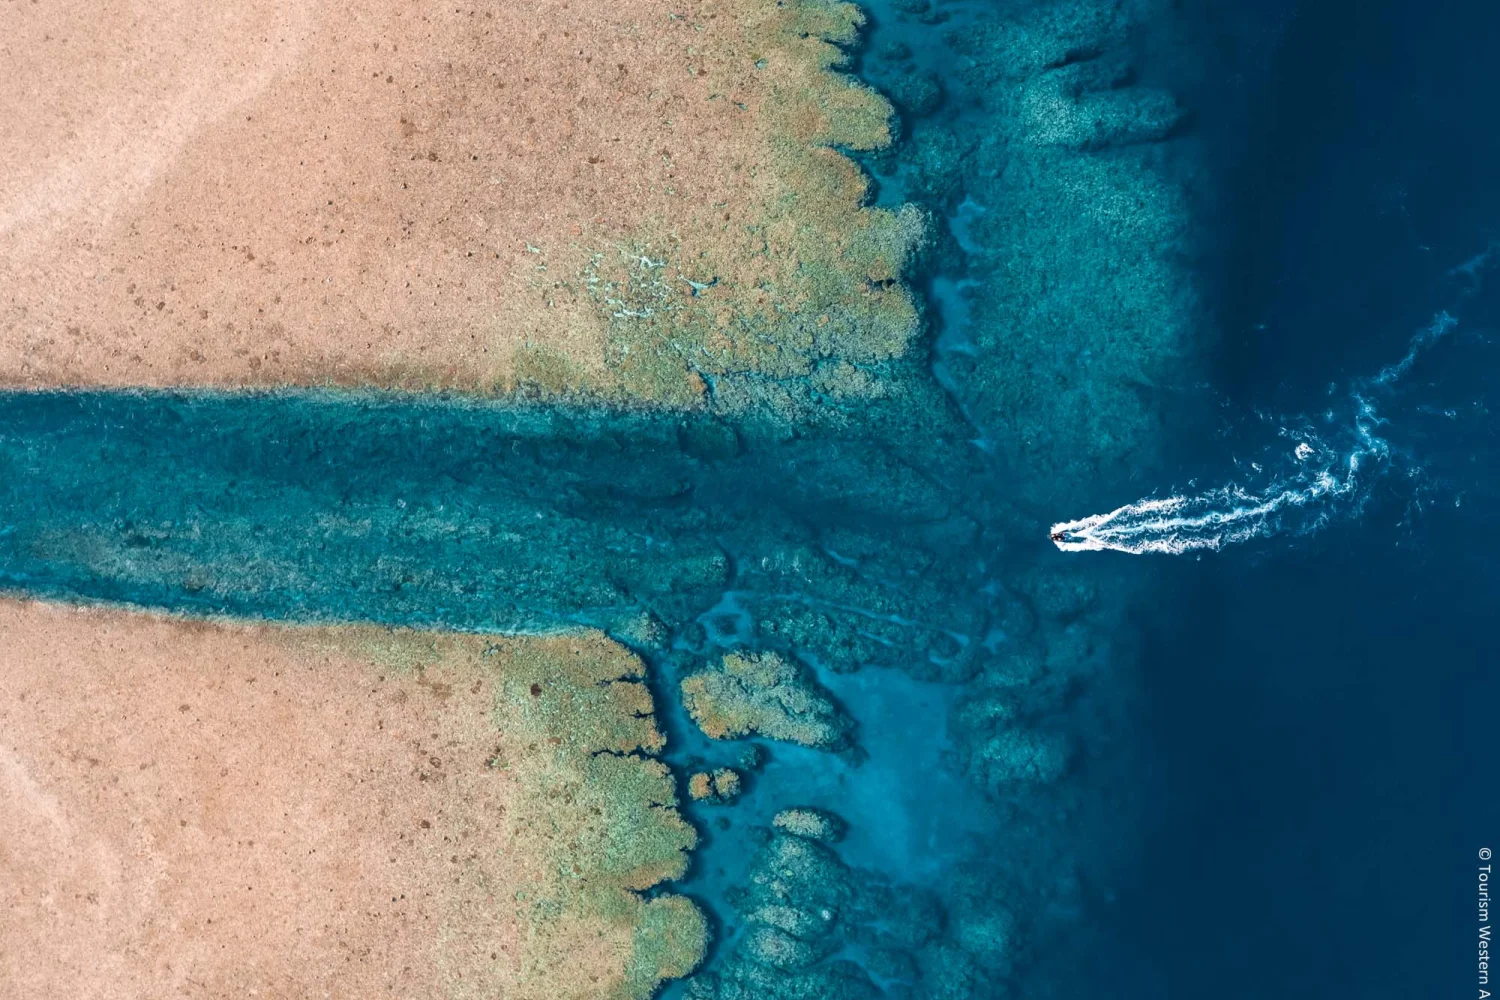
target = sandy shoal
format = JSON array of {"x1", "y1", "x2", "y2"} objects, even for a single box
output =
[
  {"x1": 0, "y1": 0, "x2": 896, "y2": 398},
  {"x1": 0, "y1": 600, "x2": 689, "y2": 999}
]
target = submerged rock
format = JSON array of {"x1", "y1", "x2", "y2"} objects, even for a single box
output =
[
  {"x1": 951, "y1": 688, "x2": 1074, "y2": 791},
  {"x1": 736, "y1": 743, "x2": 768, "y2": 771},
  {"x1": 688, "y1": 768, "x2": 745, "y2": 805},
  {"x1": 688, "y1": 818, "x2": 978, "y2": 1000},
  {"x1": 888, "y1": 70, "x2": 946, "y2": 118},
  {"x1": 1018, "y1": 67, "x2": 1181, "y2": 150},
  {"x1": 772, "y1": 807, "x2": 846, "y2": 843},
  {"x1": 680, "y1": 652, "x2": 854, "y2": 750},
  {"x1": 738, "y1": 540, "x2": 985, "y2": 681}
]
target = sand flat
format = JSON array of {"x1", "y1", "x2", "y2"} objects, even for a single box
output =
[
  {"x1": 0, "y1": 601, "x2": 700, "y2": 999},
  {"x1": 1, "y1": 0, "x2": 690, "y2": 390},
  {"x1": 0, "y1": 0, "x2": 900, "y2": 399},
  {"x1": 0, "y1": 602, "x2": 513, "y2": 998}
]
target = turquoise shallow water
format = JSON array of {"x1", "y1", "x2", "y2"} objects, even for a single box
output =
[{"x1": 5, "y1": 1, "x2": 1499, "y2": 997}]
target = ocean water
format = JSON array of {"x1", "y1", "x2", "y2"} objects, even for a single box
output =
[
  {"x1": 1070, "y1": 1, "x2": 1500, "y2": 995},
  {"x1": 3, "y1": 1, "x2": 1497, "y2": 998}
]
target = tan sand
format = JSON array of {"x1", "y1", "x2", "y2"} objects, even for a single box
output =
[
  {"x1": 0, "y1": 600, "x2": 703, "y2": 999},
  {"x1": 0, "y1": 0, "x2": 914, "y2": 403}
]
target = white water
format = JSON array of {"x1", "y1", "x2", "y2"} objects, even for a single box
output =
[{"x1": 1050, "y1": 309, "x2": 1463, "y2": 556}]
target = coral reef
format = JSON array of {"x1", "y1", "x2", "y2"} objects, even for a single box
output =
[
  {"x1": 0, "y1": 601, "x2": 704, "y2": 999},
  {"x1": 689, "y1": 768, "x2": 745, "y2": 804},
  {"x1": 479, "y1": 630, "x2": 708, "y2": 997},
  {"x1": 817, "y1": 2, "x2": 1217, "y2": 994},
  {"x1": 685, "y1": 816, "x2": 978, "y2": 1000},
  {"x1": 868, "y1": 0, "x2": 1209, "y2": 507},
  {"x1": 688, "y1": 827, "x2": 879, "y2": 998},
  {"x1": 1, "y1": 0, "x2": 924, "y2": 424},
  {"x1": 731, "y1": 535, "x2": 985, "y2": 682},
  {"x1": 736, "y1": 743, "x2": 768, "y2": 771},
  {"x1": 771, "y1": 807, "x2": 846, "y2": 842},
  {"x1": 681, "y1": 651, "x2": 853, "y2": 750},
  {"x1": 951, "y1": 689, "x2": 1073, "y2": 790}
]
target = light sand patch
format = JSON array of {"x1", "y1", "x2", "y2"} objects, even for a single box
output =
[
  {"x1": 0, "y1": 1, "x2": 915, "y2": 404},
  {"x1": 0, "y1": 0, "x2": 313, "y2": 248},
  {"x1": 0, "y1": 600, "x2": 703, "y2": 1000}
]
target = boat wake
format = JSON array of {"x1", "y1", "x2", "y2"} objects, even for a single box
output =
[
  {"x1": 1051, "y1": 248, "x2": 1496, "y2": 556},
  {"x1": 1049, "y1": 390, "x2": 1395, "y2": 554}
]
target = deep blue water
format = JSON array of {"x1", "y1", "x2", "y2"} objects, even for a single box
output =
[{"x1": 1076, "y1": 1, "x2": 1500, "y2": 995}]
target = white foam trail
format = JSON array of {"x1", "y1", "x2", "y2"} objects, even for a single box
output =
[
  {"x1": 1050, "y1": 309, "x2": 1459, "y2": 555},
  {"x1": 1371, "y1": 311, "x2": 1456, "y2": 386},
  {"x1": 1052, "y1": 478, "x2": 1346, "y2": 554}
]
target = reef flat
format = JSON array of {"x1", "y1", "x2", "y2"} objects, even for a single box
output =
[
  {"x1": 1, "y1": 0, "x2": 919, "y2": 416},
  {"x1": 0, "y1": 599, "x2": 704, "y2": 999}
]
